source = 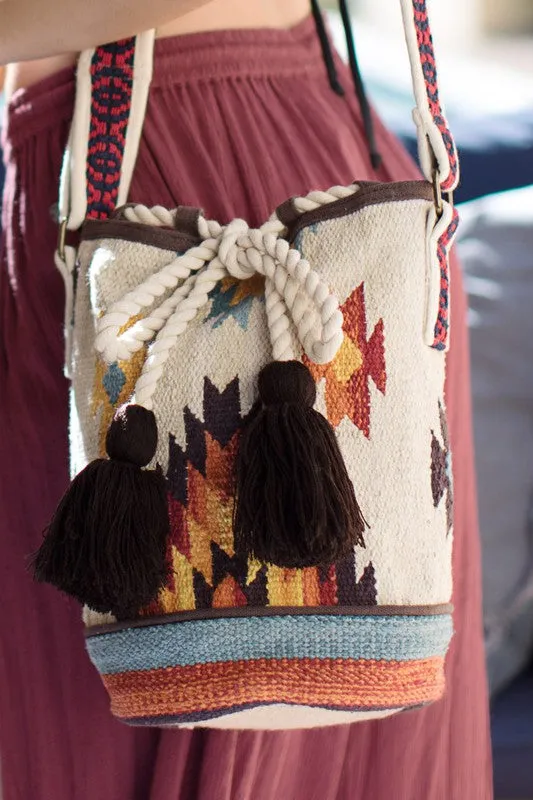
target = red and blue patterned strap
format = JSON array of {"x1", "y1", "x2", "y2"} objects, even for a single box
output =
[
  {"x1": 57, "y1": 31, "x2": 153, "y2": 236},
  {"x1": 55, "y1": 33, "x2": 153, "y2": 377},
  {"x1": 401, "y1": 0, "x2": 460, "y2": 194},
  {"x1": 411, "y1": 1, "x2": 458, "y2": 192},
  {"x1": 416, "y1": 0, "x2": 459, "y2": 351},
  {"x1": 86, "y1": 38, "x2": 136, "y2": 220},
  {"x1": 399, "y1": 0, "x2": 459, "y2": 351},
  {"x1": 433, "y1": 208, "x2": 459, "y2": 351}
]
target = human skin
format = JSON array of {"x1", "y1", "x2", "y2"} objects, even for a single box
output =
[{"x1": 0, "y1": 0, "x2": 310, "y2": 65}]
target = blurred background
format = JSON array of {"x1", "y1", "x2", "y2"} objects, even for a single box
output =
[{"x1": 2, "y1": 2, "x2": 533, "y2": 798}]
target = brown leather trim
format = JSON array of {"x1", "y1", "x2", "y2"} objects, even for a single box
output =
[
  {"x1": 85, "y1": 602, "x2": 453, "y2": 637},
  {"x1": 64, "y1": 228, "x2": 81, "y2": 250},
  {"x1": 112, "y1": 203, "x2": 143, "y2": 220},
  {"x1": 112, "y1": 204, "x2": 202, "y2": 239},
  {"x1": 173, "y1": 206, "x2": 202, "y2": 238},
  {"x1": 276, "y1": 197, "x2": 301, "y2": 229},
  {"x1": 279, "y1": 180, "x2": 434, "y2": 244},
  {"x1": 81, "y1": 216, "x2": 202, "y2": 253},
  {"x1": 79, "y1": 183, "x2": 433, "y2": 253}
]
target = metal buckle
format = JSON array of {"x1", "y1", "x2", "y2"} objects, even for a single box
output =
[
  {"x1": 57, "y1": 217, "x2": 68, "y2": 262},
  {"x1": 432, "y1": 169, "x2": 443, "y2": 218},
  {"x1": 432, "y1": 170, "x2": 453, "y2": 219}
]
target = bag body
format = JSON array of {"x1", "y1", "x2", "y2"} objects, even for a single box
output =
[{"x1": 42, "y1": 0, "x2": 460, "y2": 728}]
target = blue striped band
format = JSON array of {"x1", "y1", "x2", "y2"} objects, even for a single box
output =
[{"x1": 87, "y1": 613, "x2": 453, "y2": 675}]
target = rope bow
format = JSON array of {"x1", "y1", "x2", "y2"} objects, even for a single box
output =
[{"x1": 95, "y1": 209, "x2": 346, "y2": 410}]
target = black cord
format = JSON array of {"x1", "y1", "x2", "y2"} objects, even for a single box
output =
[
  {"x1": 311, "y1": 0, "x2": 345, "y2": 97},
  {"x1": 338, "y1": 0, "x2": 382, "y2": 170}
]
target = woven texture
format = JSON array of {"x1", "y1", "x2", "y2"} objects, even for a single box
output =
[
  {"x1": 85, "y1": 611, "x2": 452, "y2": 726},
  {"x1": 433, "y1": 208, "x2": 459, "y2": 350},
  {"x1": 411, "y1": 0, "x2": 458, "y2": 192},
  {"x1": 86, "y1": 40, "x2": 135, "y2": 219},
  {"x1": 69, "y1": 182, "x2": 456, "y2": 726},
  {"x1": 103, "y1": 654, "x2": 446, "y2": 725},
  {"x1": 87, "y1": 614, "x2": 454, "y2": 673}
]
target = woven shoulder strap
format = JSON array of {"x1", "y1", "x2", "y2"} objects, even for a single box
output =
[
  {"x1": 58, "y1": 31, "x2": 154, "y2": 233},
  {"x1": 56, "y1": 32, "x2": 154, "y2": 374},
  {"x1": 400, "y1": 0, "x2": 458, "y2": 193},
  {"x1": 57, "y1": 1, "x2": 457, "y2": 238}
]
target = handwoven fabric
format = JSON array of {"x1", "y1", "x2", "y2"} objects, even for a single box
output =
[
  {"x1": 76, "y1": 175, "x2": 454, "y2": 725},
  {"x1": 0, "y1": 15, "x2": 491, "y2": 799},
  {"x1": 77, "y1": 195, "x2": 451, "y2": 619}
]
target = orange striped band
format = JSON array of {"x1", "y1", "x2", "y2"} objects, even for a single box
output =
[{"x1": 103, "y1": 656, "x2": 445, "y2": 720}]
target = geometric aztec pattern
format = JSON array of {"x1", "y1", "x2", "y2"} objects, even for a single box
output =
[
  {"x1": 305, "y1": 283, "x2": 386, "y2": 437},
  {"x1": 92, "y1": 349, "x2": 147, "y2": 456},
  {"x1": 430, "y1": 401, "x2": 453, "y2": 536},
  {"x1": 206, "y1": 274, "x2": 265, "y2": 331},
  {"x1": 92, "y1": 313, "x2": 147, "y2": 456},
  {"x1": 81, "y1": 17, "x2": 457, "y2": 723},
  {"x1": 141, "y1": 375, "x2": 377, "y2": 616}
]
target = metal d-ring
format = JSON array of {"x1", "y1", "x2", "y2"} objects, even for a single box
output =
[
  {"x1": 432, "y1": 169, "x2": 454, "y2": 220},
  {"x1": 57, "y1": 217, "x2": 68, "y2": 263},
  {"x1": 432, "y1": 169, "x2": 443, "y2": 219}
]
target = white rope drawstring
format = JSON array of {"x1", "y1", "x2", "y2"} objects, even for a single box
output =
[
  {"x1": 95, "y1": 231, "x2": 221, "y2": 362},
  {"x1": 120, "y1": 184, "x2": 356, "y2": 229},
  {"x1": 95, "y1": 186, "x2": 354, "y2": 408},
  {"x1": 135, "y1": 259, "x2": 227, "y2": 407}
]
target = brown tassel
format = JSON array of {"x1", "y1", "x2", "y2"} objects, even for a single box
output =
[
  {"x1": 233, "y1": 361, "x2": 367, "y2": 568},
  {"x1": 32, "y1": 405, "x2": 170, "y2": 619}
]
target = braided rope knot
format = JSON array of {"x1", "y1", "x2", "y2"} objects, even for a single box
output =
[
  {"x1": 217, "y1": 218, "x2": 253, "y2": 279},
  {"x1": 94, "y1": 206, "x2": 347, "y2": 410},
  {"x1": 214, "y1": 219, "x2": 344, "y2": 365}
]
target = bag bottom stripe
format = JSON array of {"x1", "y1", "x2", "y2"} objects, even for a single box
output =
[
  {"x1": 87, "y1": 613, "x2": 453, "y2": 674},
  {"x1": 102, "y1": 656, "x2": 445, "y2": 720}
]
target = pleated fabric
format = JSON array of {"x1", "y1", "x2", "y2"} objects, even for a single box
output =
[{"x1": 0, "y1": 16, "x2": 492, "y2": 800}]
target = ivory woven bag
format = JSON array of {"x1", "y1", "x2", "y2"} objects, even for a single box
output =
[{"x1": 35, "y1": 0, "x2": 460, "y2": 729}]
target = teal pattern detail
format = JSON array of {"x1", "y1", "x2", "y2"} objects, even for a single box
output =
[
  {"x1": 206, "y1": 282, "x2": 262, "y2": 331},
  {"x1": 87, "y1": 613, "x2": 454, "y2": 674},
  {"x1": 293, "y1": 222, "x2": 320, "y2": 252},
  {"x1": 103, "y1": 362, "x2": 126, "y2": 404}
]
